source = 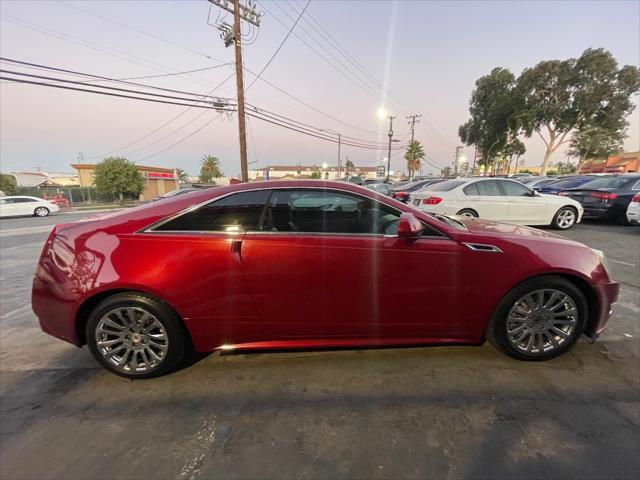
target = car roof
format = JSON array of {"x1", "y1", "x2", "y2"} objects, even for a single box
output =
[
  {"x1": 57, "y1": 180, "x2": 452, "y2": 237},
  {"x1": 2, "y1": 195, "x2": 42, "y2": 200}
]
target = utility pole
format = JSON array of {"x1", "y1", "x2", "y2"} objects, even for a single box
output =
[
  {"x1": 233, "y1": 1, "x2": 248, "y2": 182},
  {"x1": 406, "y1": 114, "x2": 421, "y2": 143},
  {"x1": 386, "y1": 115, "x2": 396, "y2": 182},
  {"x1": 208, "y1": 0, "x2": 262, "y2": 182},
  {"x1": 320, "y1": 129, "x2": 341, "y2": 177}
]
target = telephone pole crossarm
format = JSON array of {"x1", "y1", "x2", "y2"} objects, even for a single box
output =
[
  {"x1": 208, "y1": 0, "x2": 262, "y2": 26},
  {"x1": 209, "y1": 0, "x2": 262, "y2": 182}
]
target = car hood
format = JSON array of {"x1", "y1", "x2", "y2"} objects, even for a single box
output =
[{"x1": 454, "y1": 217, "x2": 564, "y2": 239}]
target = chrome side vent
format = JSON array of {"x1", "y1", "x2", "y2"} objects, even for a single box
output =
[{"x1": 462, "y1": 242, "x2": 503, "y2": 253}]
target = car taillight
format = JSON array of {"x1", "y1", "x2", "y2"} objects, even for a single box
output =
[
  {"x1": 393, "y1": 191, "x2": 407, "y2": 198},
  {"x1": 590, "y1": 192, "x2": 618, "y2": 200},
  {"x1": 632, "y1": 193, "x2": 640, "y2": 203},
  {"x1": 422, "y1": 197, "x2": 442, "y2": 205},
  {"x1": 558, "y1": 191, "x2": 567, "y2": 196}
]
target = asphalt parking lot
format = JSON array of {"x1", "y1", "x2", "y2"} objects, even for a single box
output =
[{"x1": 1, "y1": 213, "x2": 639, "y2": 480}]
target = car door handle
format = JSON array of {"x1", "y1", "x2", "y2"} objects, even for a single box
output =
[{"x1": 231, "y1": 239, "x2": 242, "y2": 263}]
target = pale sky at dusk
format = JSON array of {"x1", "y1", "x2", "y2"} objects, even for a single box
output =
[{"x1": 1, "y1": 0, "x2": 639, "y2": 177}]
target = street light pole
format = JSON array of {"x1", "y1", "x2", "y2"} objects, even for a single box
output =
[
  {"x1": 386, "y1": 115, "x2": 396, "y2": 182},
  {"x1": 320, "y1": 129, "x2": 341, "y2": 178}
]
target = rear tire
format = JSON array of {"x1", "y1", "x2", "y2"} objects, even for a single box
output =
[
  {"x1": 486, "y1": 276, "x2": 587, "y2": 361},
  {"x1": 34, "y1": 206, "x2": 50, "y2": 217},
  {"x1": 456, "y1": 208, "x2": 478, "y2": 218},
  {"x1": 86, "y1": 292, "x2": 186, "y2": 379},
  {"x1": 551, "y1": 206, "x2": 577, "y2": 230}
]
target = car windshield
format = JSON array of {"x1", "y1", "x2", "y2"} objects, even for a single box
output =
[
  {"x1": 422, "y1": 180, "x2": 465, "y2": 192},
  {"x1": 578, "y1": 176, "x2": 638, "y2": 189}
]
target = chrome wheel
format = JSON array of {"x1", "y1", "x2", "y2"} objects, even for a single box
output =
[
  {"x1": 35, "y1": 207, "x2": 49, "y2": 217},
  {"x1": 94, "y1": 307, "x2": 169, "y2": 374},
  {"x1": 556, "y1": 208, "x2": 576, "y2": 229},
  {"x1": 506, "y1": 289, "x2": 579, "y2": 354}
]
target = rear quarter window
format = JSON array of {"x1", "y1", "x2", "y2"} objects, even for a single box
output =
[
  {"x1": 463, "y1": 183, "x2": 479, "y2": 195},
  {"x1": 154, "y1": 190, "x2": 270, "y2": 232},
  {"x1": 581, "y1": 176, "x2": 639, "y2": 190}
]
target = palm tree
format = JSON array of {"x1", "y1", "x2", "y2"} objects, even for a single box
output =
[
  {"x1": 405, "y1": 141, "x2": 425, "y2": 179},
  {"x1": 199, "y1": 155, "x2": 223, "y2": 183},
  {"x1": 175, "y1": 168, "x2": 188, "y2": 183}
]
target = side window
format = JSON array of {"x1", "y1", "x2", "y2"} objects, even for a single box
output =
[
  {"x1": 154, "y1": 190, "x2": 270, "y2": 232},
  {"x1": 13, "y1": 198, "x2": 36, "y2": 203},
  {"x1": 476, "y1": 181, "x2": 503, "y2": 196},
  {"x1": 632, "y1": 181, "x2": 640, "y2": 191},
  {"x1": 501, "y1": 181, "x2": 532, "y2": 196},
  {"x1": 261, "y1": 189, "x2": 401, "y2": 235},
  {"x1": 463, "y1": 183, "x2": 479, "y2": 195}
]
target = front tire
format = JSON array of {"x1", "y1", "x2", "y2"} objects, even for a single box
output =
[
  {"x1": 34, "y1": 206, "x2": 50, "y2": 217},
  {"x1": 86, "y1": 293, "x2": 186, "y2": 379},
  {"x1": 551, "y1": 206, "x2": 577, "y2": 230},
  {"x1": 486, "y1": 276, "x2": 587, "y2": 361}
]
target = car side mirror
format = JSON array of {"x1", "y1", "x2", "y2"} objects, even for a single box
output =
[{"x1": 397, "y1": 212, "x2": 425, "y2": 238}]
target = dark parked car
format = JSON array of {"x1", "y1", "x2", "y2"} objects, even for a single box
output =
[
  {"x1": 536, "y1": 176, "x2": 600, "y2": 194},
  {"x1": 390, "y1": 178, "x2": 445, "y2": 203},
  {"x1": 32, "y1": 180, "x2": 618, "y2": 378},
  {"x1": 518, "y1": 176, "x2": 558, "y2": 190},
  {"x1": 560, "y1": 174, "x2": 640, "y2": 224}
]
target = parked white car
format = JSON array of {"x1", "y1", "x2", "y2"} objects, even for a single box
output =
[
  {"x1": 409, "y1": 178, "x2": 584, "y2": 230},
  {"x1": 0, "y1": 196, "x2": 60, "y2": 218},
  {"x1": 627, "y1": 193, "x2": 640, "y2": 225}
]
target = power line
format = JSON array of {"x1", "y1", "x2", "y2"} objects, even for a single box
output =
[
  {"x1": 136, "y1": 111, "x2": 227, "y2": 163},
  {"x1": 0, "y1": 14, "x2": 233, "y2": 91},
  {"x1": 0, "y1": 68, "x2": 230, "y2": 106},
  {"x1": 246, "y1": 0, "x2": 311, "y2": 89},
  {"x1": 87, "y1": 72, "x2": 235, "y2": 159},
  {"x1": 0, "y1": 57, "x2": 231, "y2": 101},
  {"x1": 242, "y1": 67, "x2": 379, "y2": 137},
  {"x1": 282, "y1": 1, "x2": 456, "y2": 150},
  {"x1": 2, "y1": 8, "x2": 387, "y2": 147},
  {"x1": 246, "y1": 110, "x2": 406, "y2": 150},
  {"x1": 261, "y1": 3, "x2": 387, "y2": 108},
  {"x1": 2, "y1": 61, "x2": 404, "y2": 153},
  {"x1": 59, "y1": 1, "x2": 228, "y2": 63},
  {"x1": 0, "y1": 75, "x2": 236, "y2": 111},
  {"x1": 98, "y1": 64, "x2": 233, "y2": 82},
  {"x1": 247, "y1": 104, "x2": 391, "y2": 146}
]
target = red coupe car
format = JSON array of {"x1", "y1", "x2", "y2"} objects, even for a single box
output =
[{"x1": 32, "y1": 180, "x2": 619, "y2": 378}]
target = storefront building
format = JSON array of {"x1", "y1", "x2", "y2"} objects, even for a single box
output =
[{"x1": 71, "y1": 163, "x2": 178, "y2": 201}]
